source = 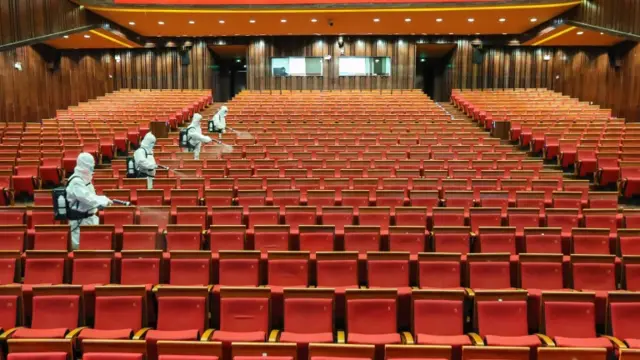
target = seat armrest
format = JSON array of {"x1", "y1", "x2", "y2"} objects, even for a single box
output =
[
  {"x1": 65, "y1": 327, "x2": 88, "y2": 339},
  {"x1": 269, "y1": 329, "x2": 281, "y2": 342},
  {"x1": 133, "y1": 327, "x2": 152, "y2": 340},
  {"x1": 201, "y1": 328, "x2": 216, "y2": 341},
  {"x1": 468, "y1": 333, "x2": 484, "y2": 346},
  {"x1": 536, "y1": 334, "x2": 555, "y2": 346},
  {"x1": 401, "y1": 332, "x2": 415, "y2": 345},
  {"x1": 465, "y1": 288, "x2": 475, "y2": 297},
  {"x1": 601, "y1": 335, "x2": 627, "y2": 349},
  {"x1": 337, "y1": 330, "x2": 346, "y2": 344},
  {"x1": 0, "y1": 327, "x2": 21, "y2": 340}
]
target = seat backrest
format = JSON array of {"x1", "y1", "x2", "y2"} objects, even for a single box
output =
[
  {"x1": 31, "y1": 295, "x2": 80, "y2": 330},
  {"x1": 469, "y1": 208, "x2": 502, "y2": 233},
  {"x1": 94, "y1": 289, "x2": 144, "y2": 332},
  {"x1": 120, "y1": 252, "x2": 161, "y2": 286},
  {"x1": 519, "y1": 254, "x2": 564, "y2": 290},
  {"x1": 347, "y1": 291, "x2": 397, "y2": 335},
  {"x1": 546, "y1": 209, "x2": 580, "y2": 234},
  {"x1": 219, "y1": 289, "x2": 270, "y2": 333},
  {"x1": 72, "y1": 255, "x2": 112, "y2": 286},
  {"x1": 418, "y1": 254, "x2": 462, "y2": 289},
  {"x1": 477, "y1": 227, "x2": 516, "y2": 254},
  {"x1": 248, "y1": 207, "x2": 280, "y2": 230},
  {"x1": 254, "y1": 225, "x2": 290, "y2": 252},
  {"x1": 358, "y1": 208, "x2": 391, "y2": 233},
  {"x1": 210, "y1": 207, "x2": 243, "y2": 226},
  {"x1": 467, "y1": 254, "x2": 511, "y2": 290},
  {"x1": 523, "y1": 228, "x2": 562, "y2": 254},
  {"x1": 412, "y1": 291, "x2": 465, "y2": 336},
  {"x1": 321, "y1": 207, "x2": 354, "y2": 232},
  {"x1": 609, "y1": 296, "x2": 640, "y2": 340},
  {"x1": 122, "y1": 225, "x2": 158, "y2": 250},
  {"x1": 388, "y1": 226, "x2": 425, "y2": 254},
  {"x1": 432, "y1": 227, "x2": 470, "y2": 254},
  {"x1": 210, "y1": 225, "x2": 246, "y2": 252},
  {"x1": 219, "y1": 251, "x2": 260, "y2": 286},
  {"x1": 299, "y1": 226, "x2": 335, "y2": 253},
  {"x1": 157, "y1": 296, "x2": 206, "y2": 333},
  {"x1": 267, "y1": 252, "x2": 309, "y2": 287},
  {"x1": 571, "y1": 257, "x2": 616, "y2": 291},
  {"x1": 432, "y1": 208, "x2": 465, "y2": 227},
  {"x1": 169, "y1": 253, "x2": 211, "y2": 286},
  {"x1": 344, "y1": 226, "x2": 381, "y2": 254},
  {"x1": 316, "y1": 252, "x2": 359, "y2": 288},
  {"x1": 476, "y1": 296, "x2": 529, "y2": 337},
  {"x1": 79, "y1": 226, "x2": 115, "y2": 251},
  {"x1": 367, "y1": 253, "x2": 410, "y2": 288},
  {"x1": 138, "y1": 207, "x2": 170, "y2": 232},
  {"x1": 543, "y1": 296, "x2": 596, "y2": 338},
  {"x1": 0, "y1": 225, "x2": 26, "y2": 251},
  {"x1": 165, "y1": 225, "x2": 202, "y2": 251},
  {"x1": 619, "y1": 230, "x2": 640, "y2": 256},
  {"x1": 572, "y1": 229, "x2": 611, "y2": 255},
  {"x1": 24, "y1": 253, "x2": 65, "y2": 285},
  {"x1": 283, "y1": 289, "x2": 333, "y2": 335}
]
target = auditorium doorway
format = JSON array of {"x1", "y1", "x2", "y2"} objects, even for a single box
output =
[
  {"x1": 209, "y1": 44, "x2": 248, "y2": 102},
  {"x1": 415, "y1": 43, "x2": 456, "y2": 102}
]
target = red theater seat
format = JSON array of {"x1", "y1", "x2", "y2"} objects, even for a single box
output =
[{"x1": 211, "y1": 287, "x2": 271, "y2": 342}]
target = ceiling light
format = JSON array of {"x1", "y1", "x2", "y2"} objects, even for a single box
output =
[
  {"x1": 129, "y1": 21, "x2": 135, "y2": 25},
  {"x1": 281, "y1": 19, "x2": 287, "y2": 23},
  {"x1": 420, "y1": 58, "x2": 426, "y2": 62},
  {"x1": 311, "y1": 18, "x2": 317, "y2": 23},
  {"x1": 600, "y1": 32, "x2": 604, "y2": 35},
  {"x1": 436, "y1": 18, "x2": 443, "y2": 22},
  {"x1": 84, "y1": 35, "x2": 90, "y2": 38},
  {"x1": 219, "y1": 20, "x2": 225, "y2": 24},
  {"x1": 499, "y1": 18, "x2": 506, "y2": 22},
  {"x1": 530, "y1": 18, "x2": 537, "y2": 22},
  {"x1": 373, "y1": 18, "x2": 380, "y2": 22},
  {"x1": 405, "y1": 18, "x2": 411, "y2": 22},
  {"x1": 158, "y1": 21, "x2": 164, "y2": 25},
  {"x1": 236, "y1": 58, "x2": 241, "y2": 63},
  {"x1": 249, "y1": 19, "x2": 256, "y2": 23},
  {"x1": 63, "y1": 35, "x2": 69, "y2": 39},
  {"x1": 502, "y1": 33, "x2": 507, "y2": 35},
  {"x1": 189, "y1": 20, "x2": 195, "y2": 24},
  {"x1": 468, "y1": 18, "x2": 474, "y2": 22},
  {"x1": 449, "y1": 32, "x2": 454, "y2": 35},
  {"x1": 577, "y1": 31, "x2": 584, "y2": 35},
  {"x1": 475, "y1": 33, "x2": 480, "y2": 35}
]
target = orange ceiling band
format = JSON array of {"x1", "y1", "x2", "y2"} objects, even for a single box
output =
[
  {"x1": 531, "y1": 25, "x2": 577, "y2": 46},
  {"x1": 87, "y1": 1, "x2": 581, "y2": 14},
  {"x1": 89, "y1": 29, "x2": 136, "y2": 48}
]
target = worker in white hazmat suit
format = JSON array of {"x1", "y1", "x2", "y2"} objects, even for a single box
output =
[
  {"x1": 66, "y1": 153, "x2": 112, "y2": 250},
  {"x1": 211, "y1": 105, "x2": 228, "y2": 138},
  {"x1": 134, "y1": 132, "x2": 158, "y2": 177},
  {"x1": 187, "y1": 113, "x2": 213, "y2": 160}
]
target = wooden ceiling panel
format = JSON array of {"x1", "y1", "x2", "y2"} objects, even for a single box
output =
[
  {"x1": 85, "y1": 1, "x2": 579, "y2": 36},
  {"x1": 45, "y1": 28, "x2": 142, "y2": 49},
  {"x1": 524, "y1": 24, "x2": 624, "y2": 46}
]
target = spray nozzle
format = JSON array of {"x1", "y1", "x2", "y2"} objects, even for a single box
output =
[{"x1": 112, "y1": 199, "x2": 131, "y2": 206}]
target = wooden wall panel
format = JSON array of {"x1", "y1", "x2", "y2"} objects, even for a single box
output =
[
  {"x1": 247, "y1": 36, "x2": 416, "y2": 91},
  {"x1": 572, "y1": 0, "x2": 640, "y2": 36},
  {"x1": 0, "y1": 0, "x2": 95, "y2": 46},
  {"x1": 446, "y1": 40, "x2": 640, "y2": 122},
  {"x1": 0, "y1": 45, "x2": 113, "y2": 123},
  {"x1": 111, "y1": 40, "x2": 213, "y2": 91}
]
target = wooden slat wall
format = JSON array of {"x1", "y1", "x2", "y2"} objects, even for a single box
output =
[
  {"x1": 0, "y1": 0, "x2": 93, "y2": 46},
  {"x1": 446, "y1": 39, "x2": 640, "y2": 121},
  {"x1": 111, "y1": 40, "x2": 213, "y2": 91},
  {"x1": 0, "y1": 45, "x2": 113, "y2": 123},
  {"x1": 572, "y1": 0, "x2": 640, "y2": 35},
  {"x1": 247, "y1": 36, "x2": 416, "y2": 91}
]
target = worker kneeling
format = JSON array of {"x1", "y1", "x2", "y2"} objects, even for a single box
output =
[{"x1": 66, "y1": 153, "x2": 112, "y2": 250}]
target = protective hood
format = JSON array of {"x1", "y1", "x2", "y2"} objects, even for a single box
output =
[
  {"x1": 217, "y1": 106, "x2": 228, "y2": 118},
  {"x1": 140, "y1": 132, "x2": 156, "y2": 154},
  {"x1": 73, "y1": 152, "x2": 95, "y2": 183},
  {"x1": 191, "y1": 113, "x2": 203, "y2": 127}
]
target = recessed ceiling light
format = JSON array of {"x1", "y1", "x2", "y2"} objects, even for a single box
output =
[
  {"x1": 219, "y1": 20, "x2": 225, "y2": 24},
  {"x1": 468, "y1": 18, "x2": 475, "y2": 22},
  {"x1": 189, "y1": 20, "x2": 195, "y2": 24},
  {"x1": 530, "y1": 18, "x2": 538, "y2": 22},
  {"x1": 236, "y1": 59, "x2": 241, "y2": 63},
  {"x1": 311, "y1": 18, "x2": 317, "y2": 23},
  {"x1": 502, "y1": 33, "x2": 507, "y2": 35},
  {"x1": 449, "y1": 32, "x2": 454, "y2": 35},
  {"x1": 420, "y1": 58, "x2": 426, "y2": 62},
  {"x1": 577, "y1": 31, "x2": 584, "y2": 35},
  {"x1": 84, "y1": 35, "x2": 90, "y2": 38},
  {"x1": 475, "y1": 33, "x2": 480, "y2": 35},
  {"x1": 405, "y1": 18, "x2": 411, "y2": 22},
  {"x1": 436, "y1": 18, "x2": 443, "y2": 22},
  {"x1": 499, "y1": 18, "x2": 506, "y2": 22},
  {"x1": 129, "y1": 21, "x2": 135, "y2": 25},
  {"x1": 373, "y1": 18, "x2": 380, "y2": 23},
  {"x1": 249, "y1": 19, "x2": 256, "y2": 23},
  {"x1": 281, "y1": 19, "x2": 287, "y2": 23},
  {"x1": 158, "y1": 21, "x2": 164, "y2": 25},
  {"x1": 600, "y1": 32, "x2": 604, "y2": 35},
  {"x1": 63, "y1": 35, "x2": 69, "y2": 39}
]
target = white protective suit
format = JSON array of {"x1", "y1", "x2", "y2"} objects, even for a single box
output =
[
  {"x1": 187, "y1": 113, "x2": 212, "y2": 160},
  {"x1": 134, "y1": 133, "x2": 157, "y2": 177},
  {"x1": 67, "y1": 153, "x2": 112, "y2": 250},
  {"x1": 212, "y1": 106, "x2": 228, "y2": 134}
]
